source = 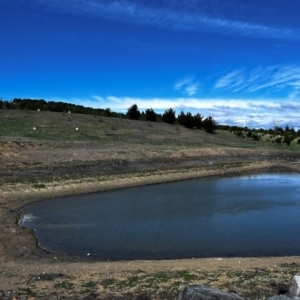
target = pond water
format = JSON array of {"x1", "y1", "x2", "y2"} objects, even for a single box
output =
[{"x1": 20, "y1": 173, "x2": 300, "y2": 260}]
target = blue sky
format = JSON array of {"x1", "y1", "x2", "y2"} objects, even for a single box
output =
[{"x1": 1, "y1": 0, "x2": 300, "y2": 129}]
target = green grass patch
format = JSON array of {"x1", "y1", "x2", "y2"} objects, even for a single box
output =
[
  {"x1": 174, "y1": 270, "x2": 200, "y2": 281},
  {"x1": 53, "y1": 281, "x2": 74, "y2": 290},
  {"x1": 81, "y1": 281, "x2": 97, "y2": 289},
  {"x1": 32, "y1": 183, "x2": 46, "y2": 189},
  {"x1": 118, "y1": 275, "x2": 140, "y2": 288},
  {"x1": 101, "y1": 278, "x2": 116, "y2": 287}
]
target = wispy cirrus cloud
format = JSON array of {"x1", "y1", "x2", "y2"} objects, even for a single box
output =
[
  {"x1": 215, "y1": 69, "x2": 245, "y2": 90},
  {"x1": 174, "y1": 77, "x2": 199, "y2": 96},
  {"x1": 215, "y1": 65, "x2": 300, "y2": 98},
  {"x1": 5, "y1": 0, "x2": 300, "y2": 41},
  {"x1": 46, "y1": 95, "x2": 300, "y2": 130}
]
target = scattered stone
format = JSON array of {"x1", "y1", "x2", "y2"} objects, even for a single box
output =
[
  {"x1": 177, "y1": 285, "x2": 244, "y2": 300},
  {"x1": 176, "y1": 275, "x2": 300, "y2": 300},
  {"x1": 287, "y1": 276, "x2": 300, "y2": 298}
]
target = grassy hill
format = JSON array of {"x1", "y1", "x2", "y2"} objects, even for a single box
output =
[
  {"x1": 1, "y1": 108, "x2": 300, "y2": 193},
  {"x1": 1, "y1": 109, "x2": 299, "y2": 150}
]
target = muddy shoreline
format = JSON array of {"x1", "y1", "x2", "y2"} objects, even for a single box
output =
[
  {"x1": 1, "y1": 160, "x2": 300, "y2": 261},
  {"x1": 1, "y1": 155, "x2": 300, "y2": 299}
]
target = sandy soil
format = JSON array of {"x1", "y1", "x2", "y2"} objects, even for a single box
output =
[{"x1": 1, "y1": 140, "x2": 300, "y2": 299}]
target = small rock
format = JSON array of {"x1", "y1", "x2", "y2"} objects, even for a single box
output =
[
  {"x1": 287, "y1": 275, "x2": 300, "y2": 298},
  {"x1": 177, "y1": 285, "x2": 244, "y2": 300}
]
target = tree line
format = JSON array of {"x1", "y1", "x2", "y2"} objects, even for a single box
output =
[
  {"x1": 0, "y1": 98, "x2": 124, "y2": 118},
  {"x1": 126, "y1": 104, "x2": 217, "y2": 133}
]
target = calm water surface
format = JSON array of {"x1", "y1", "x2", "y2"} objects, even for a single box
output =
[{"x1": 20, "y1": 173, "x2": 300, "y2": 260}]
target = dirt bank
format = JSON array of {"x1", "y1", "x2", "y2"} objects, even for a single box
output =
[{"x1": 1, "y1": 141, "x2": 300, "y2": 299}]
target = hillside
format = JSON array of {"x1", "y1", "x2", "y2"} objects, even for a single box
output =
[
  {"x1": 1, "y1": 109, "x2": 300, "y2": 300},
  {"x1": 1, "y1": 107, "x2": 300, "y2": 191},
  {"x1": 1, "y1": 108, "x2": 300, "y2": 147},
  {"x1": 1, "y1": 108, "x2": 300, "y2": 192}
]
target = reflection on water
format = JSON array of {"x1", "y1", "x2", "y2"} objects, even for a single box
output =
[{"x1": 20, "y1": 173, "x2": 300, "y2": 260}]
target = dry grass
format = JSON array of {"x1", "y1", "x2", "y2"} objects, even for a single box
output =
[
  {"x1": 3, "y1": 262, "x2": 299, "y2": 299},
  {"x1": 0, "y1": 109, "x2": 291, "y2": 149}
]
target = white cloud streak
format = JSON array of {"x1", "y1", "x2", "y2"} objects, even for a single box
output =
[
  {"x1": 215, "y1": 70, "x2": 245, "y2": 89},
  {"x1": 7, "y1": 0, "x2": 300, "y2": 41},
  {"x1": 215, "y1": 65, "x2": 300, "y2": 98},
  {"x1": 174, "y1": 77, "x2": 199, "y2": 96}
]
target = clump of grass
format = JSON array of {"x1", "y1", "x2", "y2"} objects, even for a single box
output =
[
  {"x1": 118, "y1": 275, "x2": 139, "y2": 288},
  {"x1": 101, "y1": 278, "x2": 116, "y2": 287},
  {"x1": 53, "y1": 281, "x2": 74, "y2": 290},
  {"x1": 174, "y1": 270, "x2": 199, "y2": 281},
  {"x1": 18, "y1": 287, "x2": 36, "y2": 296},
  {"x1": 32, "y1": 183, "x2": 46, "y2": 189},
  {"x1": 81, "y1": 281, "x2": 97, "y2": 289},
  {"x1": 80, "y1": 281, "x2": 98, "y2": 294}
]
